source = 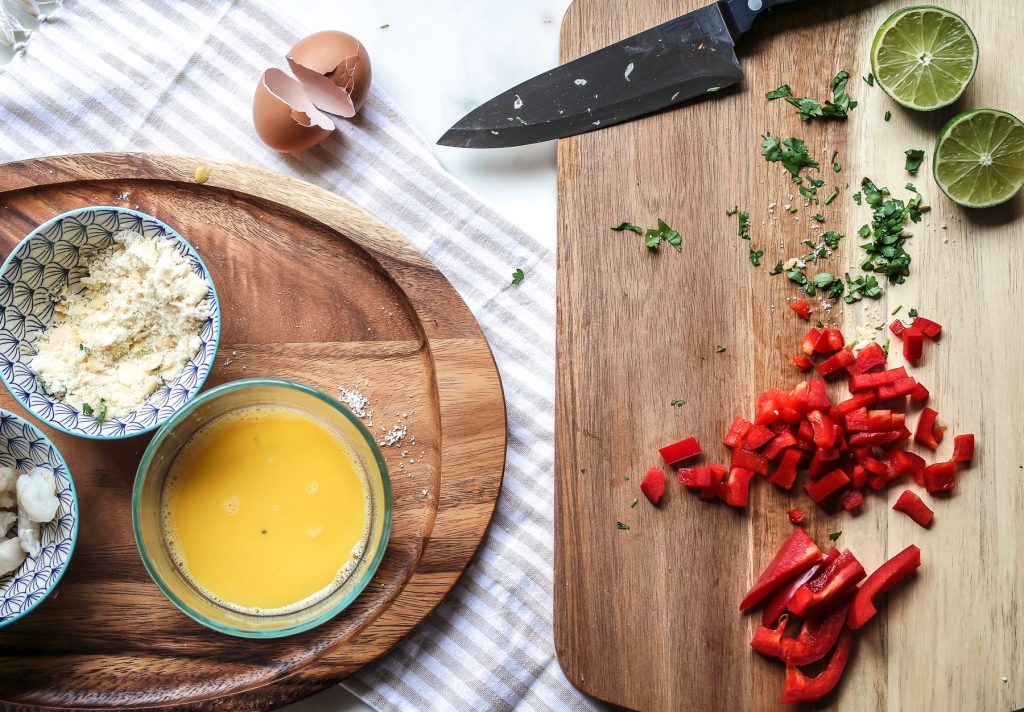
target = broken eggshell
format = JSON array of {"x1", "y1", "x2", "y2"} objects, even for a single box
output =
[
  {"x1": 286, "y1": 30, "x2": 372, "y2": 118},
  {"x1": 253, "y1": 68, "x2": 335, "y2": 153}
]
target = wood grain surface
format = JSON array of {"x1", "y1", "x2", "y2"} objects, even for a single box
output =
[
  {"x1": 0, "y1": 153, "x2": 506, "y2": 710},
  {"x1": 555, "y1": 2, "x2": 1023, "y2": 710}
]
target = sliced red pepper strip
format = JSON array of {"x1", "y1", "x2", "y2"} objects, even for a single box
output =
[
  {"x1": 893, "y1": 489, "x2": 934, "y2": 528},
  {"x1": 740, "y1": 528, "x2": 823, "y2": 610},
  {"x1": 718, "y1": 467, "x2": 754, "y2": 508},
  {"x1": 889, "y1": 319, "x2": 906, "y2": 338},
  {"x1": 754, "y1": 601, "x2": 851, "y2": 667},
  {"x1": 639, "y1": 467, "x2": 665, "y2": 505},
  {"x1": 759, "y1": 548, "x2": 839, "y2": 627},
  {"x1": 780, "y1": 627, "x2": 854, "y2": 704},
  {"x1": 910, "y1": 382, "x2": 929, "y2": 402},
  {"x1": 829, "y1": 391, "x2": 877, "y2": 419},
  {"x1": 886, "y1": 449, "x2": 926, "y2": 487},
  {"x1": 764, "y1": 431, "x2": 798, "y2": 460},
  {"x1": 923, "y1": 460, "x2": 956, "y2": 493},
  {"x1": 804, "y1": 468, "x2": 849, "y2": 504},
  {"x1": 658, "y1": 436, "x2": 702, "y2": 465},
  {"x1": 731, "y1": 447, "x2": 770, "y2": 476},
  {"x1": 805, "y1": 380, "x2": 831, "y2": 411},
  {"x1": 851, "y1": 465, "x2": 867, "y2": 490},
  {"x1": 849, "y1": 367, "x2": 907, "y2": 392},
  {"x1": 790, "y1": 299, "x2": 811, "y2": 320},
  {"x1": 806, "y1": 411, "x2": 835, "y2": 448},
  {"x1": 788, "y1": 508, "x2": 806, "y2": 525},
  {"x1": 844, "y1": 407, "x2": 869, "y2": 432},
  {"x1": 914, "y1": 407, "x2": 941, "y2": 450},
  {"x1": 952, "y1": 434, "x2": 975, "y2": 463},
  {"x1": 841, "y1": 489, "x2": 864, "y2": 512},
  {"x1": 788, "y1": 549, "x2": 866, "y2": 617},
  {"x1": 792, "y1": 354, "x2": 813, "y2": 371},
  {"x1": 816, "y1": 347, "x2": 856, "y2": 376},
  {"x1": 902, "y1": 326, "x2": 924, "y2": 362},
  {"x1": 801, "y1": 328, "x2": 821, "y2": 356},
  {"x1": 769, "y1": 448, "x2": 801, "y2": 489},
  {"x1": 912, "y1": 316, "x2": 942, "y2": 339},
  {"x1": 754, "y1": 402, "x2": 781, "y2": 426},
  {"x1": 723, "y1": 417, "x2": 752, "y2": 448},
  {"x1": 849, "y1": 341, "x2": 886, "y2": 375},
  {"x1": 745, "y1": 424, "x2": 775, "y2": 449},
  {"x1": 848, "y1": 545, "x2": 921, "y2": 630},
  {"x1": 876, "y1": 376, "x2": 918, "y2": 401},
  {"x1": 849, "y1": 431, "x2": 901, "y2": 446}
]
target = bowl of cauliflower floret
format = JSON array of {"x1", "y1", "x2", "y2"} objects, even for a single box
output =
[{"x1": 0, "y1": 409, "x2": 77, "y2": 627}]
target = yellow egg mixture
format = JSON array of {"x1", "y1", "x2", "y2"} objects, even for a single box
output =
[{"x1": 162, "y1": 406, "x2": 370, "y2": 614}]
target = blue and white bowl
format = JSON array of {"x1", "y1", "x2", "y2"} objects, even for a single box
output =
[
  {"x1": 0, "y1": 207, "x2": 221, "y2": 439},
  {"x1": 0, "y1": 409, "x2": 76, "y2": 628}
]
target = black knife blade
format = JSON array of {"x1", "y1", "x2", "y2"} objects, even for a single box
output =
[{"x1": 438, "y1": 0, "x2": 803, "y2": 148}]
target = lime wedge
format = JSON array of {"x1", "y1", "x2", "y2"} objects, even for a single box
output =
[
  {"x1": 933, "y1": 109, "x2": 1024, "y2": 208},
  {"x1": 871, "y1": 6, "x2": 978, "y2": 111}
]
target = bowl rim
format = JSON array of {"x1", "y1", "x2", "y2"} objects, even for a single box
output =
[
  {"x1": 0, "y1": 407, "x2": 79, "y2": 629},
  {"x1": 0, "y1": 205, "x2": 222, "y2": 441},
  {"x1": 132, "y1": 377, "x2": 393, "y2": 638}
]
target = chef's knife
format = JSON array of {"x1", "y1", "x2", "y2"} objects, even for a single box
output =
[{"x1": 438, "y1": 0, "x2": 806, "y2": 148}]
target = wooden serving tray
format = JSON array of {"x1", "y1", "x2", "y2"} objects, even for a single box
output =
[
  {"x1": 0, "y1": 153, "x2": 506, "y2": 710},
  {"x1": 555, "y1": 1, "x2": 1023, "y2": 711}
]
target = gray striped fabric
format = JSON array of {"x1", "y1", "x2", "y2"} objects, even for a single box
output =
[{"x1": 0, "y1": 1, "x2": 600, "y2": 711}]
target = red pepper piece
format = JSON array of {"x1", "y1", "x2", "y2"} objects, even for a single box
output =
[
  {"x1": 804, "y1": 468, "x2": 849, "y2": 504},
  {"x1": 829, "y1": 391, "x2": 878, "y2": 419},
  {"x1": 952, "y1": 434, "x2": 975, "y2": 463},
  {"x1": 801, "y1": 328, "x2": 821, "y2": 356},
  {"x1": 861, "y1": 458, "x2": 888, "y2": 477},
  {"x1": 718, "y1": 467, "x2": 754, "y2": 508},
  {"x1": 678, "y1": 466, "x2": 711, "y2": 489},
  {"x1": 754, "y1": 403, "x2": 781, "y2": 426},
  {"x1": 760, "y1": 548, "x2": 839, "y2": 627},
  {"x1": 764, "y1": 431, "x2": 798, "y2": 460},
  {"x1": 790, "y1": 299, "x2": 811, "y2": 320},
  {"x1": 876, "y1": 376, "x2": 918, "y2": 401},
  {"x1": 769, "y1": 448, "x2": 802, "y2": 489},
  {"x1": 795, "y1": 418, "x2": 815, "y2": 447},
  {"x1": 731, "y1": 447, "x2": 770, "y2": 476},
  {"x1": 865, "y1": 409, "x2": 893, "y2": 431},
  {"x1": 849, "y1": 341, "x2": 887, "y2": 375},
  {"x1": 886, "y1": 449, "x2": 926, "y2": 486},
  {"x1": 902, "y1": 326, "x2": 924, "y2": 362},
  {"x1": 914, "y1": 407, "x2": 942, "y2": 450},
  {"x1": 842, "y1": 489, "x2": 864, "y2": 512},
  {"x1": 849, "y1": 430, "x2": 901, "y2": 446},
  {"x1": 893, "y1": 490, "x2": 934, "y2": 528},
  {"x1": 754, "y1": 601, "x2": 851, "y2": 667},
  {"x1": 740, "y1": 527, "x2": 823, "y2": 610},
  {"x1": 923, "y1": 461, "x2": 956, "y2": 493},
  {"x1": 848, "y1": 545, "x2": 921, "y2": 630},
  {"x1": 813, "y1": 328, "x2": 842, "y2": 354},
  {"x1": 788, "y1": 508, "x2": 805, "y2": 525},
  {"x1": 889, "y1": 319, "x2": 906, "y2": 337},
  {"x1": 816, "y1": 347, "x2": 856, "y2": 377},
  {"x1": 849, "y1": 367, "x2": 907, "y2": 392},
  {"x1": 698, "y1": 463, "x2": 727, "y2": 501},
  {"x1": 851, "y1": 465, "x2": 868, "y2": 489},
  {"x1": 910, "y1": 382, "x2": 929, "y2": 402},
  {"x1": 792, "y1": 354, "x2": 813, "y2": 371},
  {"x1": 639, "y1": 467, "x2": 665, "y2": 505},
  {"x1": 806, "y1": 411, "x2": 835, "y2": 449},
  {"x1": 745, "y1": 423, "x2": 775, "y2": 449},
  {"x1": 788, "y1": 549, "x2": 866, "y2": 617},
  {"x1": 780, "y1": 628, "x2": 854, "y2": 704},
  {"x1": 804, "y1": 380, "x2": 831, "y2": 411},
  {"x1": 913, "y1": 316, "x2": 942, "y2": 339},
  {"x1": 723, "y1": 417, "x2": 752, "y2": 448},
  {"x1": 658, "y1": 436, "x2": 702, "y2": 465},
  {"x1": 844, "y1": 407, "x2": 869, "y2": 432}
]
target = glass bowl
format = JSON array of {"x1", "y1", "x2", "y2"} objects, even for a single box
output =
[{"x1": 132, "y1": 378, "x2": 391, "y2": 638}]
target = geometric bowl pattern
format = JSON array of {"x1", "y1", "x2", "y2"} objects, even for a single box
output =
[{"x1": 0, "y1": 207, "x2": 220, "y2": 439}]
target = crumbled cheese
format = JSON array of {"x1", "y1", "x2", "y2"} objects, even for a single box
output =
[{"x1": 29, "y1": 230, "x2": 209, "y2": 418}]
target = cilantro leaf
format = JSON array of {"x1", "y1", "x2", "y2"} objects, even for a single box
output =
[
  {"x1": 828, "y1": 530, "x2": 842, "y2": 542},
  {"x1": 863, "y1": 73, "x2": 875, "y2": 86},
  {"x1": 737, "y1": 211, "x2": 751, "y2": 240},
  {"x1": 616, "y1": 521, "x2": 630, "y2": 530},
  {"x1": 612, "y1": 221, "x2": 642, "y2": 234},
  {"x1": 909, "y1": 307, "x2": 918, "y2": 318},
  {"x1": 716, "y1": 346, "x2": 727, "y2": 353},
  {"x1": 904, "y1": 149, "x2": 925, "y2": 174},
  {"x1": 670, "y1": 399, "x2": 686, "y2": 407},
  {"x1": 786, "y1": 96, "x2": 824, "y2": 121},
  {"x1": 812, "y1": 213, "x2": 826, "y2": 223},
  {"x1": 96, "y1": 400, "x2": 108, "y2": 426},
  {"x1": 781, "y1": 71, "x2": 857, "y2": 122},
  {"x1": 769, "y1": 259, "x2": 784, "y2": 275},
  {"x1": 843, "y1": 273, "x2": 883, "y2": 303},
  {"x1": 82, "y1": 403, "x2": 94, "y2": 416},
  {"x1": 749, "y1": 247, "x2": 764, "y2": 266},
  {"x1": 511, "y1": 268, "x2": 524, "y2": 285},
  {"x1": 766, "y1": 84, "x2": 792, "y2": 100},
  {"x1": 761, "y1": 133, "x2": 820, "y2": 180},
  {"x1": 884, "y1": 110, "x2": 892, "y2": 121},
  {"x1": 822, "y1": 231, "x2": 843, "y2": 249}
]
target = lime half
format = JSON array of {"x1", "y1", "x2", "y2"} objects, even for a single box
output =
[
  {"x1": 871, "y1": 6, "x2": 978, "y2": 111},
  {"x1": 933, "y1": 109, "x2": 1024, "y2": 208}
]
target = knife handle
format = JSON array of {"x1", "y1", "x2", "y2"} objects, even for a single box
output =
[{"x1": 720, "y1": 0, "x2": 807, "y2": 37}]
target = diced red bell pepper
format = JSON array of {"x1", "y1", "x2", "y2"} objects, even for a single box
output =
[
  {"x1": 790, "y1": 299, "x2": 811, "y2": 320},
  {"x1": 745, "y1": 424, "x2": 775, "y2": 449},
  {"x1": 808, "y1": 448, "x2": 840, "y2": 480},
  {"x1": 754, "y1": 404, "x2": 781, "y2": 426},
  {"x1": 849, "y1": 367, "x2": 907, "y2": 392},
  {"x1": 914, "y1": 407, "x2": 942, "y2": 450},
  {"x1": 803, "y1": 380, "x2": 831, "y2": 411},
  {"x1": 893, "y1": 490, "x2": 934, "y2": 528},
  {"x1": 718, "y1": 467, "x2": 755, "y2": 508},
  {"x1": 723, "y1": 417, "x2": 753, "y2": 448},
  {"x1": 889, "y1": 319, "x2": 906, "y2": 337},
  {"x1": 923, "y1": 461, "x2": 956, "y2": 493},
  {"x1": 801, "y1": 328, "x2": 821, "y2": 356},
  {"x1": 788, "y1": 549, "x2": 866, "y2": 617},
  {"x1": 816, "y1": 347, "x2": 856, "y2": 377},
  {"x1": 849, "y1": 430, "x2": 901, "y2": 447},
  {"x1": 764, "y1": 431, "x2": 798, "y2": 460},
  {"x1": 913, "y1": 316, "x2": 942, "y2": 339},
  {"x1": 876, "y1": 376, "x2": 918, "y2": 401},
  {"x1": 806, "y1": 411, "x2": 835, "y2": 449},
  {"x1": 886, "y1": 449, "x2": 926, "y2": 487},
  {"x1": 731, "y1": 447, "x2": 770, "y2": 476},
  {"x1": 640, "y1": 467, "x2": 665, "y2": 505},
  {"x1": 658, "y1": 436, "x2": 702, "y2": 465},
  {"x1": 780, "y1": 628, "x2": 854, "y2": 704},
  {"x1": 902, "y1": 326, "x2": 924, "y2": 362},
  {"x1": 952, "y1": 434, "x2": 975, "y2": 463},
  {"x1": 824, "y1": 328, "x2": 844, "y2": 352},
  {"x1": 860, "y1": 456, "x2": 887, "y2": 476},
  {"x1": 844, "y1": 406, "x2": 869, "y2": 432},
  {"x1": 851, "y1": 465, "x2": 867, "y2": 489},
  {"x1": 796, "y1": 418, "x2": 815, "y2": 446},
  {"x1": 849, "y1": 341, "x2": 886, "y2": 375},
  {"x1": 679, "y1": 466, "x2": 710, "y2": 488},
  {"x1": 699, "y1": 463, "x2": 727, "y2": 501},
  {"x1": 865, "y1": 409, "x2": 894, "y2": 431},
  {"x1": 842, "y1": 489, "x2": 864, "y2": 512},
  {"x1": 788, "y1": 508, "x2": 805, "y2": 525},
  {"x1": 910, "y1": 382, "x2": 929, "y2": 402},
  {"x1": 829, "y1": 391, "x2": 878, "y2": 419},
  {"x1": 804, "y1": 468, "x2": 849, "y2": 504},
  {"x1": 792, "y1": 354, "x2": 813, "y2": 371},
  {"x1": 753, "y1": 602, "x2": 850, "y2": 667},
  {"x1": 740, "y1": 528, "x2": 823, "y2": 610},
  {"x1": 769, "y1": 448, "x2": 801, "y2": 489},
  {"x1": 848, "y1": 545, "x2": 921, "y2": 630}
]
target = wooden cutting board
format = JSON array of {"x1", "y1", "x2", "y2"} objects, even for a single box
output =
[
  {"x1": 555, "y1": 2, "x2": 1022, "y2": 710},
  {"x1": 0, "y1": 153, "x2": 506, "y2": 710}
]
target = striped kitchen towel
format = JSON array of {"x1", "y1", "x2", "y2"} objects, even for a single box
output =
[{"x1": 0, "y1": 1, "x2": 600, "y2": 711}]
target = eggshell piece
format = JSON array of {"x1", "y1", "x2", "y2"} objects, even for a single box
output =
[
  {"x1": 287, "y1": 30, "x2": 372, "y2": 117},
  {"x1": 252, "y1": 68, "x2": 334, "y2": 153}
]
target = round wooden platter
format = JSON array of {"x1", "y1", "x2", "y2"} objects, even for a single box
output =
[{"x1": 0, "y1": 153, "x2": 506, "y2": 710}]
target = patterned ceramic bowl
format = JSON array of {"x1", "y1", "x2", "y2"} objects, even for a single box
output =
[
  {"x1": 0, "y1": 207, "x2": 220, "y2": 439},
  {"x1": 0, "y1": 409, "x2": 77, "y2": 628}
]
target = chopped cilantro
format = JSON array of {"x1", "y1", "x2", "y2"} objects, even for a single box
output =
[
  {"x1": 769, "y1": 259, "x2": 784, "y2": 275},
  {"x1": 630, "y1": 497, "x2": 639, "y2": 508},
  {"x1": 815, "y1": 318, "x2": 824, "y2": 329},
  {"x1": 766, "y1": 84, "x2": 792, "y2": 100},
  {"x1": 909, "y1": 307, "x2": 918, "y2": 318},
  {"x1": 831, "y1": 151, "x2": 841, "y2": 173},
  {"x1": 822, "y1": 231, "x2": 843, "y2": 249},
  {"x1": 749, "y1": 247, "x2": 764, "y2": 266},
  {"x1": 884, "y1": 110, "x2": 892, "y2": 121},
  {"x1": 670, "y1": 399, "x2": 686, "y2": 407},
  {"x1": 787, "y1": 96, "x2": 825, "y2": 122},
  {"x1": 79, "y1": 343, "x2": 91, "y2": 356},
  {"x1": 892, "y1": 305, "x2": 902, "y2": 315},
  {"x1": 812, "y1": 213, "x2": 826, "y2": 223},
  {"x1": 624, "y1": 475, "x2": 630, "y2": 481},
  {"x1": 726, "y1": 206, "x2": 739, "y2": 217},
  {"x1": 737, "y1": 211, "x2": 751, "y2": 240},
  {"x1": 96, "y1": 400, "x2": 108, "y2": 426},
  {"x1": 511, "y1": 268, "x2": 524, "y2": 285},
  {"x1": 824, "y1": 187, "x2": 840, "y2": 205},
  {"x1": 761, "y1": 133, "x2": 820, "y2": 181},
  {"x1": 783, "y1": 71, "x2": 857, "y2": 122},
  {"x1": 904, "y1": 149, "x2": 925, "y2": 174},
  {"x1": 856, "y1": 177, "x2": 923, "y2": 284},
  {"x1": 828, "y1": 530, "x2": 842, "y2": 542},
  {"x1": 380, "y1": 23, "x2": 390, "y2": 29},
  {"x1": 612, "y1": 221, "x2": 642, "y2": 234},
  {"x1": 616, "y1": 521, "x2": 630, "y2": 530},
  {"x1": 787, "y1": 205, "x2": 799, "y2": 214},
  {"x1": 716, "y1": 346, "x2": 727, "y2": 353},
  {"x1": 843, "y1": 273, "x2": 884, "y2": 303},
  {"x1": 864, "y1": 73, "x2": 875, "y2": 86},
  {"x1": 853, "y1": 192, "x2": 862, "y2": 204},
  {"x1": 882, "y1": 339, "x2": 890, "y2": 356},
  {"x1": 644, "y1": 219, "x2": 682, "y2": 251},
  {"x1": 82, "y1": 403, "x2": 94, "y2": 416}
]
